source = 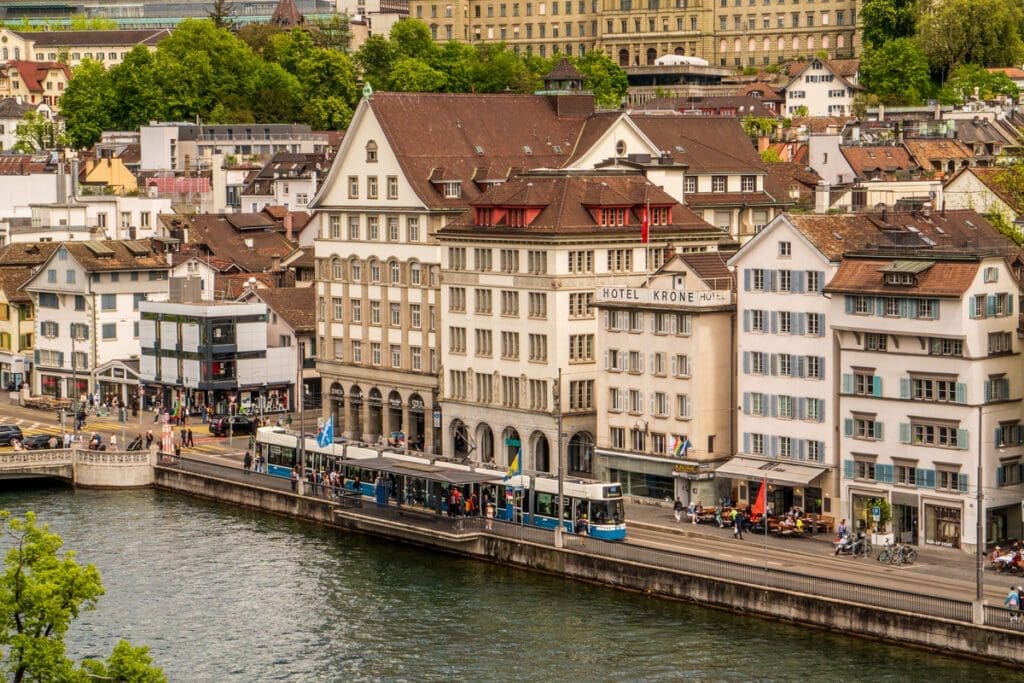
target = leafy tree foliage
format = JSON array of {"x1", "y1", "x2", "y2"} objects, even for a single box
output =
[
  {"x1": 60, "y1": 60, "x2": 117, "y2": 149},
  {"x1": 859, "y1": 38, "x2": 932, "y2": 105},
  {"x1": 207, "y1": 0, "x2": 237, "y2": 30},
  {"x1": 308, "y1": 15, "x2": 352, "y2": 52},
  {"x1": 0, "y1": 511, "x2": 165, "y2": 682},
  {"x1": 917, "y1": 0, "x2": 1024, "y2": 79},
  {"x1": 939, "y1": 63, "x2": 1020, "y2": 104},
  {"x1": 860, "y1": 0, "x2": 918, "y2": 49},
  {"x1": 13, "y1": 111, "x2": 67, "y2": 152},
  {"x1": 574, "y1": 50, "x2": 628, "y2": 108}
]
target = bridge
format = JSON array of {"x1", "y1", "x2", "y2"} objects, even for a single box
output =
[{"x1": 0, "y1": 448, "x2": 154, "y2": 487}]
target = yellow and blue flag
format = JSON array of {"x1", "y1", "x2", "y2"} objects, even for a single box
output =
[{"x1": 504, "y1": 450, "x2": 522, "y2": 481}]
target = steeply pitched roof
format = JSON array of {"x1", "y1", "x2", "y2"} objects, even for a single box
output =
[
  {"x1": 270, "y1": 0, "x2": 306, "y2": 27},
  {"x1": 736, "y1": 83, "x2": 785, "y2": 103},
  {"x1": 762, "y1": 162, "x2": 821, "y2": 207},
  {"x1": 956, "y1": 167, "x2": 1024, "y2": 214},
  {"x1": 0, "y1": 242, "x2": 58, "y2": 267},
  {"x1": 785, "y1": 210, "x2": 1010, "y2": 261},
  {"x1": 625, "y1": 113, "x2": 767, "y2": 173},
  {"x1": 825, "y1": 257, "x2": 982, "y2": 297},
  {"x1": 249, "y1": 287, "x2": 315, "y2": 333},
  {"x1": 676, "y1": 252, "x2": 733, "y2": 289},
  {"x1": 0, "y1": 97, "x2": 37, "y2": 119},
  {"x1": 0, "y1": 267, "x2": 33, "y2": 302},
  {"x1": 7, "y1": 61, "x2": 70, "y2": 93},
  {"x1": 60, "y1": 240, "x2": 169, "y2": 272},
  {"x1": 163, "y1": 213, "x2": 299, "y2": 273},
  {"x1": 840, "y1": 146, "x2": 918, "y2": 179},
  {"x1": 440, "y1": 171, "x2": 717, "y2": 237},
  {"x1": 545, "y1": 57, "x2": 584, "y2": 81}
]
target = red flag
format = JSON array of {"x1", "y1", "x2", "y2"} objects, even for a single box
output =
[
  {"x1": 751, "y1": 482, "x2": 766, "y2": 516},
  {"x1": 640, "y1": 204, "x2": 649, "y2": 244}
]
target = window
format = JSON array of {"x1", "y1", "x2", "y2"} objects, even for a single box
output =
[
  {"x1": 561, "y1": 292, "x2": 591, "y2": 321},
  {"x1": 351, "y1": 299, "x2": 362, "y2": 322},
  {"x1": 500, "y1": 249, "x2": 519, "y2": 273},
  {"x1": 449, "y1": 248, "x2": 467, "y2": 271},
  {"x1": 101, "y1": 294, "x2": 116, "y2": 311},
  {"x1": 407, "y1": 217, "x2": 420, "y2": 242},
  {"x1": 348, "y1": 176, "x2": 359, "y2": 198},
  {"x1": 368, "y1": 217, "x2": 380, "y2": 241},
  {"x1": 895, "y1": 463, "x2": 918, "y2": 486},
  {"x1": 47, "y1": 269, "x2": 56, "y2": 283},
  {"x1": 348, "y1": 217, "x2": 360, "y2": 240},
  {"x1": 390, "y1": 303, "x2": 401, "y2": 326},
  {"x1": 40, "y1": 321, "x2": 59, "y2": 338},
  {"x1": 39, "y1": 293, "x2": 58, "y2": 309},
  {"x1": 750, "y1": 309, "x2": 765, "y2": 332},
  {"x1": 474, "y1": 288, "x2": 493, "y2": 314},
  {"x1": 711, "y1": 175, "x2": 727, "y2": 192},
  {"x1": 329, "y1": 214, "x2": 342, "y2": 239},
  {"x1": 847, "y1": 371, "x2": 880, "y2": 397},
  {"x1": 654, "y1": 392, "x2": 669, "y2": 416},
  {"x1": 676, "y1": 394, "x2": 691, "y2": 419},
  {"x1": 333, "y1": 297, "x2": 344, "y2": 320},
  {"x1": 628, "y1": 350, "x2": 643, "y2": 373},
  {"x1": 501, "y1": 331, "x2": 519, "y2": 359},
  {"x1": 630, "y1": 389, "x2": 645, "y2": 414},
  {"x1": 780, "y1": 242, "x2": 793, "y2": 259},
  {"x1": 684, "y1": 176, "x2": 697, "y2": 193},
  {"x1": 474, "y1": 248, "x2": 492, "y2": 272},
  {"x1": 865, "y1": 333, "x2": 887, "y2": 351},
  {"x1": 528, "y1": 293, "x2": 548, "y2": 318},
  {"x1": 102, "y1": 323, "x2": 117, "y2": 340},
  {"x1": 909, "y1": 376, "x2": 959, "y2": 403},
  {"x1": 528, "y1": 250, "x2": 547, "y2": 274},
  {"x1": 989, "y1": 331, "x2": 1012, "y2": 355},
  {"x1": 370, "y1": 300, "x2": 381, "y2": 325},
  {"x1": 443, "y1": 181, "x2": 462, "y2": 198},
  {"x1": 750, "y1": 433, "x2": 765, "y2": 455},
  {"x1": 387, "y1": 176, "x2": 398, "y2": 199},
  {"x1": 778, "y1": 353, "x2": 792, "y2": 376},
  {"x1": 449, "y1": 287, "x2": 466, "y2": 312},
  {"x1": 568, "y1": 250, "x2": 593, "y2": 273},
  {"x1": 569, "y1": 334, "x2": 593, "y2": 361},
  {"x1": 847, "y1": 415, "x2": 883, "y2": 440},
  {"x1": 742, "y1": 175, "x2": 756, "y2": 192},
  {"x1": 501, "y1": 290, "x2": 519, "y2": 316},
  {"x1": 529, "y1": 334, "x2": 548, "y2": 361},
  {"x1": 996, "y1": 423, "x2": 1024, "y2": 448},
  {"x1": 778, "y1": 270, "x2": 791, "y2": 292},
  {"x1": 806, "y1": 313, "x2": 821, "y2": 336},
  {"x1": 606, "y1": 248, "x2": 633, "y2": 273},
  {"x1": 984, "y1": 266, "x2": 1000, "y2": 283},
  {"x1": 370, "y1": 261, "x2": 381, "y2": 282},
  {"x1": 673, "y1": 354, "x2": 690, "y2": 377},
  {"x1": 351, "y1": 340, "x2": 362, "y2": 363},
  {"x1": 502, "y1": 375, "x2": 521, "y2": 407},
  {"x1": 631, "y1": 428, "x2": 646, "y2": 452},
  {"x1": 387, "y1": 217, "x2": 400, "y2": 242},
  {"x1": 853, "y1": 460, "x2": 876, "y2": 481},
  {"x1": 610, "y1": 427, "x2": 626, "y2": 449},
  {"x1": 936, "y1": 468, "x2": 962, "y2": 492},
  {"x1": 779, "y1": 311, "x2": 792, "y2": 334},
  {"x1": 905, "y1": 421, "x2": 966, "y2": 449},
  {"x1": 411, "y1": 346, "x2": 422, "y2": 371},
  {"x1": 74, "y1": 295, "x2": 85, "y2": 311},
  {"x1": 475, "y1": 329, "x2": 493, "y2": 356},
  {"x1": 410, "y1": 303, "x2": 421, "y2": 329},
  {"x1": 409, "y1": 263, "x2": 422, "y2": 286},
  {"x1": 449, "y1": 370, "x2": 467, "y2": 400},
  {"x1": 987, "y1": 375, "x2": 1010, "y2": 402}
]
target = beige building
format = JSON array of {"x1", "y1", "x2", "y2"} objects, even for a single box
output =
[
  {"x1": 593, "y1": 252, "x2": 735, "y2": 502},
  {"x1": 408, "y1": 0, "x2": 859, "y2": 65},
  {"x1": 0, "y1": 29, "x2": 170, "y2": 68}
]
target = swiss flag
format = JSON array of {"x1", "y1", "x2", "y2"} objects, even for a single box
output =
[{"x1": 640, "y1": 205, "x2": 649, "y2": 244}]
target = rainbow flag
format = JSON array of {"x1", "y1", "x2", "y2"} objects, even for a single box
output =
[{"x1": 670, "y1": 436, "x2": 692, "y2": 458}]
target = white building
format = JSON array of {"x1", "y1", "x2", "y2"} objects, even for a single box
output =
[
  {"x1": 828, "y1": 251, "x2": 1023, "y2": 552},
  {"x1": 15, "y1": 195, "x2": 172, "y2": 244},
  {"x1": 781, "y1": 58, "x2": 861, "y2": 117},
  {"x1": 593, "y1": 253, "x2": 735, "y2": 502},
  {"x1": 21, "y1": 239, "x2": 171, "y2": 404}
]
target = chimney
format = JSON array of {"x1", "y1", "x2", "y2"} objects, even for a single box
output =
[
  {"x1": 244, "y1": 237, "x2": 254, "y2": 249},
  {"x1": 757, "y1": 136, "x2": 770, "y2": 153},
  {"x1": 284, "y1": 212, "x2": 293, "y2": 242},
  {"x1": 877, "y1": 103, "x2": 885, "y2": 121},
  {"x1": 814, "y1": 181, "x2": 830, "y2": 214},
  {"x1": 271, "y1": 255, "x2": 281, "y2": 272}
]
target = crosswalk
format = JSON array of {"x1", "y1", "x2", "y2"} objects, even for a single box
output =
[{"x1": 0, "y1": 416, "x2": 243, "y2": 456}]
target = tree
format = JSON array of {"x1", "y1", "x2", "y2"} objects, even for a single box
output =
[
  {"x1": 207, "y1": 0, "x2": 237, "y2": 30},
  {"x1": 107, "y1": 46, "x2": 166, "y2": 132},
  {"x1": 354, "y1": 35, "x2": 396, "y2": 90},
  {"x1": 309, "y1": 15, "x2": 352, "y2": 52},
  {"x1": 388, "y1": 57, "x2": 447, "y2": 92},
  {"x1": 939, "y1": 63, "x2": 1020, "y2": 104},
  {"x1": 573, "y1": 51, "x2": 629, "y2": 108},
  {"x1": 13, "y1": 111, "x2": 67, "y2": 152},
  {"x1": 741, "y1": 115, "x2": 776, "y2": 138},
  {"x1": 760, "y1": 148, "x2": 783, "y2": 163},
  {"x1": 465, "y1": 43, "x2": 535, "y2": 93},
  {"x1": 59, "y1": 60, "x2": 116, "y2": 148},
  {"x1": 237, "y1": 23, "x2": 285, "y2": 56},
  {"x1": 0, "y1": 511, "x2": 165, "y2": 682},
  {"x1": 389, "y1": 19, "x2": 437, "y2": 61},
  {"x1": 918, "y1": 0, "x2": 1024, "y2": 79},
  {"x1": 860, "y1": 38, "x2": 932, "y2": 105},
  {"x1": 860, "y1": 0, "x2": 918, "y2": 49}
]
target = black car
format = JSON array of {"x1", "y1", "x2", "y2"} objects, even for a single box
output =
[
  {"x1": 23, "y1": 434, "x2": 61, "y2": 450},
  {"x1": 0, "y1": 425, "x2": 23, "y2": 445},
  {"x1": 209, "y1": 415, "x2": 257, "y2": 436}
]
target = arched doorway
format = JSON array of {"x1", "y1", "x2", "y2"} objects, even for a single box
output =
[
  {"x1": 646, "y1": 48, "x2": 657, "y2": 65},
  {"x1": 367, "y1": 388, "x2": 383, "y2": 441},
  {"x1": 451, "y1": 419, "x2": 470, "y2": 458},
  {"x1": 674, "y1": 46, "x2": 684, "y2": 55},
  {"x1": 618, "y1": 49, "x2": 629, "y2": 67},
  {"x1": 408, "y1": 393, "x2": 426, "y2": 450},
  {"x1": 348, "y1": 386, "x2": 363, "y2": 440},
  {"x1": 387, "y1": 390, "x2": 403, "y2": 441},
  {"x1": 476, "y1": 423, "x2": 495, "y2": 464},
  {"x1": 568, "y1": 432, "x2": 594, "y2": 475},
  {"x1": 532, "y1": 432, "x2": 550, "y2": 473},
  {"x1": 503, "y1": 427, "x2": 521, "y2": 468},
  {"x1": 329, "y1": 381, "x2": 344, "y2": 433}
]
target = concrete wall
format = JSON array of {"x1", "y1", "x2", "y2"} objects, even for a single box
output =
[
  {"x1": 73, "y1": 448, "x2": 154, "y2": 488},
  {"x1": 153, "y1": 466, "x2": 1024, "y2": 666}
]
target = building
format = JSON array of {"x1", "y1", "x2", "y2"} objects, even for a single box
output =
[
  {"x1": 0, "y1": 97, "x2": 54, "y2": 152},
  {"x1": 0, "y1": 242, "x2": 58, "y2": 389},
  {"x1": 0, "y1": 28, "x2": 170, "y2": 68},
  {"x1": 21, "y1": 239, "x2": 171, "y2": 404},
  {"x1": 827, "y1": 248, "x2": 1022, "y2": 552},
  {"x1": 139, "y1": 293, "x2": 298, "y2": 418},
  {"x1": 592, "y1": 251, "x2": 734, "y2": 502},
  {"x1": 238, "y1": 152, "x2": 329, "y2": 214},
  {"x1": 435, "y1": 169, "x2": 727, "y2": 473},
  {"x1": 780, "y1": 58, "x2": 861, "y2": 117},
  {"x1": 0, "y1": 61, "x2": 71, "y2": 109}
]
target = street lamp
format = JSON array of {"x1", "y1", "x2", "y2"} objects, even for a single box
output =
[{"x1": 554, "y1": 368, "x2": 565, "y2": 549}]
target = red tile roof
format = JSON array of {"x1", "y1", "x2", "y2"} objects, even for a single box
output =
[
  {"x1": 825, "y1": 258, "x2": 981, "y2": 297},
  {"x1": 840, "y1": 146, "x2": 919, "y2": 180},
  {"x1": 7, "y1": 61, "x2": 70, "y2": 94},
  {"x1": 625, "y1": 114, "x2": 767, "y2": 173}
]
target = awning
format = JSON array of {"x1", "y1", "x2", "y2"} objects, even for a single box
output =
[{"x1": 715, "y1": 456, "x2": 827, "y2": 487}]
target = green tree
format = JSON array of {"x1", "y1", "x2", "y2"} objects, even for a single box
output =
[
  {"x1": 465, "y1": 43, "x2": 535, "y2": 93},
  {"x1": 760, "y1": 148, "x2": 783, "y2": 163},
  {"x1": 860, "y1": 0, "x2": 919, "y2": 49},
  {"x1": 68, "y1": 14, "x2": 118, "y2": 30},
  {"x1": 207, "y1": 0, "x2": 237, "y2": 30},
  {"x1": 107, "y1": 46, "x2": 166, "y2": 132},
  {"x1": 431, "y1": 41, "x2": 477, "y2": 93},
  {"x1": 741, "y1": 115, "x2": 776, "y2": 138},
  {"x1": 860, "y1": 38, "x2": 932, "y2": 105},
  {"x1": 0, "y1": 511, "x2": 165, "y2": 682},
  {"x1": 13, "y1": 111, "x2": 67, "y2": 152},
  {"x1": 354, "y1": 34, "x2": 396, "y2": 90},
  {"x1": 388, "y1": 57, "x2": 447, "y2": 92},
  {"x1": 918, "y1": 0, "x2": 1024, "y2": 79},
  {"x1": 573, "y1": 50, "x2": 629, "y2": 108},
  {"x1": 59, "y1": 60, "x2": 116, "y2": 148},
  {"x1": 236, "y1": 23, "x2": 286, "y2": 56},
  {"x1": 296, "y1": 49, "x2": 359, "y2": 108},
  {"x1": 309, "y1": 14, "x2": 352, "y2": 52},
  {"x1": 304, "y1": 95, "x2": 354, "y2": 130},
  {"x1": 939, "y1": 63, "x2": 1020, "y2": 104},
  {"x1": 389, "y1": 19, "x2": 437, "y2": 60}
]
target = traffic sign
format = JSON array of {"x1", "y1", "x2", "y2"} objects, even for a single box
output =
[{"x1": 871, "y1": 505, "x2": 881, "y2": 522}]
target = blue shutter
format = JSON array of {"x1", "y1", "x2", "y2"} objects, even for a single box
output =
[
  {"x1": 843, "y1": 418, "x2": 854, "y2": 437},
  {"x1": 995, "y1": 426, "x2": 1004, "y2": 448},
  {"x1": 957, "y1": 428, "x2": 969, "y2": 450},
  {"x1": 931, "y1": 298, "x2": 940, "y2": 320},
  {"x1": 817, "y1": 315, "x2": 825, "y2": 337},
  {"x1": 797, "y1": 439, "x2": 806, "y2": 460},
  {"x1": 845, "y1": 296, "x2": 854, "y2": 314},
  {"x1": 875, "y1": 421, "x2": 884, "y2": 441},
  {"x1": 987, "y1": 294, "x2": 997, "y2": 316},
  {"x1": 792, "y1": 270, "x2": 804, "y2": 293},
  {"x1": 58, "y1": 352, "x2": 64, "y2": 366},
  {"x1": 1009, "y1": 294, "x2": 1015, "y2": 317},
  {"x1": 923, "y1": 469, "x2": 936, "y2": 489},
  {"x1": 743, "y1": 352, "x2": 750, "y2": 374},
  {"x1": 743, "y1": 432, "x2": 751, "y2": 453},
  {"x1": 843, "y1": 459, "x2": 855, "y2": 480},
  {"x1": 900, "y1": 377, "x2": 910, "y2": 400},
  {"x1": 907, "y1": 299, "x2": 918, "y2": 318},
  {"x1": 969, "y1": 295, "x2": 978, "y2": 319},
  {"x1": 875, "y1": 297, "x2": 885, "y2": 316},
  {"x1": 842, "y1": 373, "x2": 853, "y2": 394},
  {"x1": 797, "y1": 397, "x2": 806, "y2": 420},
  {"x1": 816, "y1": 271, "x2": 825, "y2": 293},
  {"x1": 872, "y1": 376, "x2": 882, "y2": 397},
  {"x1": 770, "y1": 354, "x2": 778, "y2": 376},
  {"x1": 955, "y1": 382, "x2": 967, "y2": 404},
  {"x1": 958, "y1": 473, "x2": 969, "y2": 493},
  {"x1": 744, "y1": 268, "x2": 751, "y2": 291},
  {"x1": 818, "y1": 356, "x2": 826, "y2": 379},
  {"x1": 33, "y1": 349, "x2": 39, "y2": 365},
  {"x1": 796, "y1": 356, "x2": 805, "y2": 378},
  {"x1": 795, "y1": 313, "x2": 805, "y2": 335},
  {"x1": 997, "y1": 466, "x2": 1005, "y2": 487},
  {"x1": 817, "y1": 400, "x2": 826, "y2": 423},
  {"x1": 899, "y1": 422, "x2": 911, "y2": 444},
  {"x1": 768, "y1": 270, "x2": 777, "y2": 292},
  {"x1": 743, "y1": 392, "x2": 751, "y2": 414},
  {"x1": 984, "y1": 380, "x2": 992, "y2": 402},
  {"x1": 877, "y1": 464, "x2": 894, "y2": 484},
  {"x1": 770, "y1": 436, "x2": 779, "y2": 457},
  {"x1": 743, "y1": 310, "x2": 750, "y2": 332},
  {"x1": 770, "y1": 311, "x2": 778, "y2": 333}
]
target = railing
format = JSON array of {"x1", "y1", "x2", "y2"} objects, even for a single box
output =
[
  {"x1": 160, "y1": 454, "x2": 978, "y2": 626},
  {"x1": 77, "y1": 450, "x2": 150, "y2": 465},
  {"x1": 0, "y1": 449, "x2": 73, "y2": 466},
  {"x1": 984, "y1": 604, "x2": 1024, "y2": 631}
]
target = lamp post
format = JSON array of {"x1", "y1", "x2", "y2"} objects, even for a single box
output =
[
  {"x1": 976, "y1": 405, "x2": 984, "y2": 604},
  {"x1": 71, "y1": 333, "x2": 79, "y2": 437},
  {"x1": 554, "y1": 368, "x2": 564, "y2": 549}
]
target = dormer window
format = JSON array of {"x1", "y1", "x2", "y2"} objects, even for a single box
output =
[
  {"x1": 600, "y1": 208, "x2": 627, "y2": 226},
  {"x1": 649, "y1": 207, "x2": 671, "y2": 225},
  {"x1": 443, "y1": 181, "x2": 462, "y2": 198},
  {"x1": 476, "y1": 208, "x2": 495, "y2": 226},
  {"x1": 508, "y1": 208, "x2": 527, "y2": 227},
  {"x1": 366, "y1": 140, "x2": 378, "y2": 163},
  {"x1": 879, "y1": 260, "x2": 933, "y2": 287},
  {"x1": 884, "y1": 272, "x2": 916, "y2": 286}
]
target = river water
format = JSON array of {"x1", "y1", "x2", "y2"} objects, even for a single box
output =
[{"x1": 0, "y1": 485, "x2": 1007, "y2": 682}]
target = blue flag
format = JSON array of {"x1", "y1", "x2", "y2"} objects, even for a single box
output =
[
  {"x1": 316, "y1": 416, "x2": 333, "y2": 448},
  {"x1": 503, "y1": 449, "x2": 522, "y2": 481}
]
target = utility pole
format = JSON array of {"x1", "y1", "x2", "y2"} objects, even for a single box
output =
[
  {"x1": 298, "y1": 341, "x2": 306, "y2": 487},
  {"x1": 976, "y1": 405, "x2": 984, "y2": 603},
  {"x1": 555, "y1": 368, "x2": 564, "y2": 549}
]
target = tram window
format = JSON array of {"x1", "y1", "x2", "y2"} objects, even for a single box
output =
[
  {"x1": 563, "y1": 497, "x2": 573, "y2": 520},
  {"x1": 590, "y1": 499, "x2": 624, "y2": 524},
  {"x1": 521, "y1": 489, "x2": 531, "y2": 512},
  {"x1": 535, "y1": 492, "x2": 555, "y2": 517}
]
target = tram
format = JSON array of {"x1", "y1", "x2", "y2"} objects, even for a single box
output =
[{"x1": 253, "y1": 427, "x2": 627, "y2": 541}]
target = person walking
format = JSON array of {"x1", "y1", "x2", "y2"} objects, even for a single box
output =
[
  {"x1": 109, "y1": 434, "x2": 117, "y2": 450},
  {"x1": 290, "y1": 467, "x2": 298, "y2": 493},
  {"x1": 1005, "y1": 586, "x2": 1020, "y2": 623},
  {"x1": 673, "y1": 498, "x2": 684, "y2": 523},
  {"x1": 186, "y1": 428, "x2": 194, "y2": 448},
  {"x1": 732, "y1": 507, "x2": 743, "y2": 540},
  {"x1": 145, "y1": 430, "x2": 154, "y2": 449},
  {"x1": 243, "y1": 450, "x2": 252, "y2": 474}
]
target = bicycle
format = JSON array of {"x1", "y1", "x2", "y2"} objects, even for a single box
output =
[
  {"x1": 892, "y1": 544, "x2": 918, "y2": 566},
  {"x1": 878, "y1": 538, "x2": 894, "y2": 564}
]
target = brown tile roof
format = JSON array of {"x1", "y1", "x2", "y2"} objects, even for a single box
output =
[
  {"x1": 441, "y1": 171, "x2": 717, "y2": 237},
  {"x1": 825, "y1": 258, "x2": 981, "y2": 297},
  {"x1": 0, "y1": 242, "x2": 58, "y2": 266},
  {"x1": 676, "y1": 252, "x2": 733, "y2": 289},
  {"x1": 17, "y1": 29, "x2": 170, "y2": 47},
  {"x1": 215, "y1": 272, "x2": 278, "y2": 299},
  {"x1": 545, "y1": 57, "x2": 584, "y2": 81},
  {"x1": 625, "y1": 114, "x2": 766, "y2": 173},
  {"x1": 0, "y1": 154, "x2": 49, "y2": 175},
  {"x1": 954, "y1": 167, "x2": 1024, "y2": 213},
  {"x1": 762, "y1": 162, "x2": 821, "y2": 207},
  {"x1": 270, "y1": 0, "x2": 306, "y2": 27},
  {"x1": 163, "y1": 213, "x2": 299, "y2": 273},
  {"x1": 639, "y1": 96, "x2": 778, "y2": 119},
  {"x1": 840, "y1": 146, "x2": 919, "y2": 179},
  {"x1": 737, "y1": 83, "x2": 785, "y2": 102},
  {"x1": 249, "y1": 287, "x2": 315, "y2": 333},
  {"x1": 903, "y1": 139, "x2": 973, "y2": 166},
  {"x1": 7, "y1": 61, "x2": 70, "y2": 93},
  {"x1": 0, "y1": 267, "x2": 33, "y2": 302},
  {"x1": 367, "y1": 92, "x2": 591, "y2": 210},
  {"x1": 60, "y1": 240, "x2": 169, "y2": 272},
  {"x1": 785, "y1": 58, "x2": 861, "y2": 88},
  {"x1": 686, "y1": 191, "x2": 778, "y2": 206},
  {"x1": 785, "y1": 210, "x2": 1011, "y2": 261}
]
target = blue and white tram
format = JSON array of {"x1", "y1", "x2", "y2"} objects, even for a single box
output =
[{"x1": 495, "y1": 475, "x2": 626, "y2": 541}]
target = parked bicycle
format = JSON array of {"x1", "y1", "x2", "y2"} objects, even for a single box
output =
[{"x1": 878, "y1": 539, "x2": 918, "y2": 566}]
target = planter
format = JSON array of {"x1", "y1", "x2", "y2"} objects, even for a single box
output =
[{"x1": 872, "y1": 532, "x2": 894, "y2": 546}]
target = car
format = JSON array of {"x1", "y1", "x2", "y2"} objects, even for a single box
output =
[
  {"x1": 209, "y1": 415, "x2": 257, "y2": 437},
  {"x1": 22, "y1": 434, "x2": 61, "y2": 450},
  {"x1": 0, "y1": 425, "x2": 23, "y2": 446}
]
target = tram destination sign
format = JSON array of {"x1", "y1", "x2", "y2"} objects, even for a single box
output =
[{"x1": 596, "y1": 287, "x2": 730, "y2": 307}]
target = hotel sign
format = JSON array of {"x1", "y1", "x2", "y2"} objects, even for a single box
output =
[{"x1": 596, "y1": 287, "x2": 730, "y2": 307}]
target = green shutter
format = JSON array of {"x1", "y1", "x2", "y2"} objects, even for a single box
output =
[
  {"x1": 844, "y1": 459, "x2": 855, "y2": 480},
  {"x1": 899, "y1": 422, "x2": 911, "y2": 444},
  {"x1": 955, "y1": 382, "x2": 966, "y2": 404},
  {"x1": 957, "y1": 428, "x2": 969, "y2": 450},
  {"x1": 842, "y1": 373, "x2": 853, "y2": 394},
  {"x1": 844, "y1": 418, "x2": 853, "y2": 437},
  {"x1": 900, "y1": 377, "x2": 910, "y2": 400}
]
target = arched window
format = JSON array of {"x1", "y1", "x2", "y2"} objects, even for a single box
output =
[
  {"x1": 410, "y1": 262, "x2": 422, "y2": 286},
  {"x1": 332, "y1": 258, "x2": 343, "y2": 281},
  {"x1": 807, "y1": 36, "x2": 815, "y2": 51},
  {"x1": 350, "y1": 258, "x2": 362, "y2": 282},
  {"x1": 792, "y1": 36, "x2": 800, "y2": 50},
  {"x1": 618, "y1": 49, "x2": 629, "y2": 67},
  {"x1": 389, "y1": 260, "x2": 400, "y2": 284},
  {"x1": 822, "y1": 36, "x2": 830, "y2": 49},
  {"x1": 365, "y1": 140, "x2": 378, "y2": 163},
  {"x1": 370, "y1": 260, "x2": 381, "y2": 283}
]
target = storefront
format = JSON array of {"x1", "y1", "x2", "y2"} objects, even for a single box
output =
[
  {"x1": 891, "y1": 490, "x2": 920, "y2": 544},
  {"x1": 715, "y1": 456, "x2": 828, "y2": 514},
  {"x1": 0, "y1": 355, "x2": 28, "y2": 391},
  {"x1": 849, "y1": 489, "x2": 887, "y2": 534},
  {"x1": 924, "y1": 500, "x2": 962, "y2": 548},
  {"x1": 596, "y1": 449, "x2": 684, "y2": 501},
  {"x1": 988, "y1": 503, "x2": 1023, "y2": 547},
  {"x1": 94, "y1": 359, "x2": 141, "y2": 413}
]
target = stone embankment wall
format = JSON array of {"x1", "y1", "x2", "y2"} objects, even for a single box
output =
[{"x1": 153, "y1": 467, "x2": 1024, "y2": 666}]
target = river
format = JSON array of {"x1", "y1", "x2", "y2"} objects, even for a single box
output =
[{"x1": 0, "y1": 485, "x2": 1008, "y2": 682}]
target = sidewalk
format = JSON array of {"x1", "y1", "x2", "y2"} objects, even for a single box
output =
[{"x1": 624, "y1": 500, "x2": 981, "y2": 583}]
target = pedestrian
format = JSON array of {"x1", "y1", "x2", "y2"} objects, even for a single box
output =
[
  {"x1": 673, "y1": 498, "x2": 684, "y2": 523},
  {"x1": 180, "y1": 426, "x2": 187, "y2": 446},
  {"x1": 110, "y1": 434, "x2": 117, "y2": 449},
  {"x1": 1006, "y1": 586, "x2": 1020, "y2": 622},
  {"x1": 485, "y1": 502, "x2": 495, "y2": 530},
  {"x1": 62, "y1": 432, "x2": 71, "y2": 449},
  {"x1": 290, "y1": 467, "x2": 298, "y2": 493},
  {"x1": 732, "y1": 508, "x2": 743, "y2": 540},
  {"x1": 837, "y1": 518, "x2": 848, "y2": 538},
  {"x1": 186, "y1": 428, "x2": 194, "y2": 448},
  {"x1": 145, "y1": 430, "x2": 154, "y2": 449},
  {"x1": 243, "y1": 450, "x2": 252, "y2": 474},
  {"x1": 693, "y1": 499, "x2": 703, "y2": 525}
]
